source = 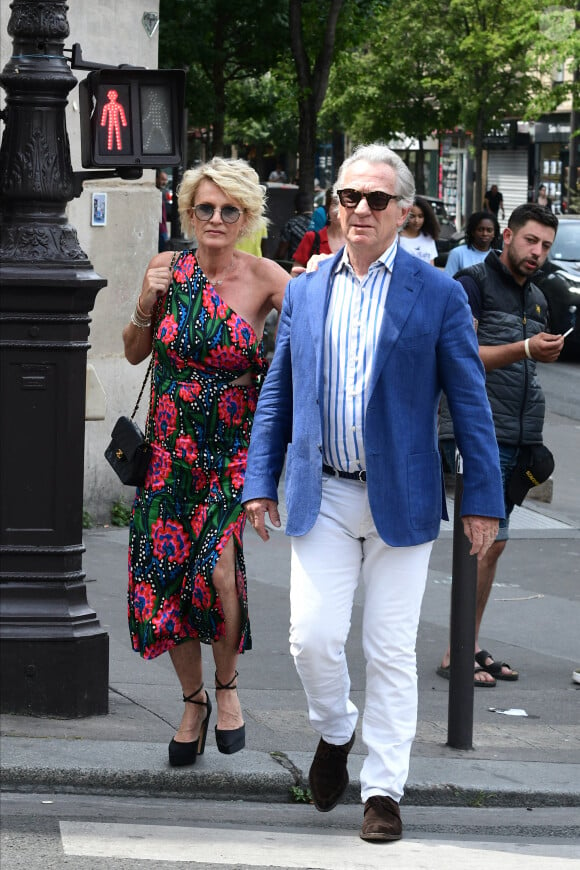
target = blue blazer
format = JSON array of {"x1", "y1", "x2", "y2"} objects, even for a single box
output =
[{"x1": 243, "y1": 246, "x2": 504, "y2": 546}]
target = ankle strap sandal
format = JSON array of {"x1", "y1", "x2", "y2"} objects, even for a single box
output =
[
  {"x1": 214, "y1": 670, "x2": 245, "y2": 755},
  {"x1": 168, "y1": 682, "x2": 212, "y2": 768},
  {"x1": 183, "y1": 682, "x2": 210, "y2": 706},
  {"x1": 215, "y1": 671, "x2": 239, "y2": 691}
]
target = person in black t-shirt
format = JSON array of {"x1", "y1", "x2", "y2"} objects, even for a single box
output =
[{"x1": 483, "y1": 184, "x2": 505, "y2": 221}]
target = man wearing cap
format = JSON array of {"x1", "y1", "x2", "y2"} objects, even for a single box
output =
[
  {"x1": 437, "y1": 203, "x2": 564, "y2": 687},
  {"x1": 242, "y1": 143, "x2": 504, "y2": 842}
]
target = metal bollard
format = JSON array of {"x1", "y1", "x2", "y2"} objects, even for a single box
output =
[{"x1": 447, "y1": 454, "x2": 478, "y2": 749}]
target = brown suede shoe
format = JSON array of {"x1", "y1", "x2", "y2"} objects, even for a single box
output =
[
  {"x1": 308, "y1": 732, "x2": 355, "y2": 812},
  {"x1": 360, "y1": 795, "x2": 402, "y2": 842}
]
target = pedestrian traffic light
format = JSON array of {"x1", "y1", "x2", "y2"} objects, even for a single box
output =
[{"x1": 79, "y1": 69, "x2": 185, "y2": 169}]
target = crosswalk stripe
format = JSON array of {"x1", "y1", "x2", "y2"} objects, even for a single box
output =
[{"x1": 59, "y1": 821, "x2": 579, "y2": 868}]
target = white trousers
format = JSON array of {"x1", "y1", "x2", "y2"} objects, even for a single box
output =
[{"x1": 289, "y1": 474, "x2": 433, "y2": 803}]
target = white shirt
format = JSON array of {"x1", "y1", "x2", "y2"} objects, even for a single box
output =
[
  {"x1": 398, "y1": 233, "x2": 438, "y2": 263},
  {"x1": 322, "y1": 239, "x2": 397, "y2": 473}
]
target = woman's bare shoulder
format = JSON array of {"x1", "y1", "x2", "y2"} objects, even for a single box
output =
[{"x1": 253, "y1": 254, "x2": 289, "y2": 282}]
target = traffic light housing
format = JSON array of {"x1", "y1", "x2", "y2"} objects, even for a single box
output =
[{"x1": 79, "y1": 69, "x2": 185, "y2": 169}]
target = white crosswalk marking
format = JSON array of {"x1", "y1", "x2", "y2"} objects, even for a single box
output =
[{"x1": 59, "y1": 822, "x2": 579, "y2": 868}]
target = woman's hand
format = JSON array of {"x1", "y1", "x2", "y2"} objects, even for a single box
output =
[{"x1": 139, "y1": 262, "x2": 173, "y2": 316}]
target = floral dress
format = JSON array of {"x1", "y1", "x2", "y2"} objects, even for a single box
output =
[{"x1": 128, "y1": 250, "x2": 268, "y2": 660}]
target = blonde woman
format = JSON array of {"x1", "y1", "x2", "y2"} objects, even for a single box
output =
[{"x1": 123, "y1": 158, "x2": 288, "y2": 767}]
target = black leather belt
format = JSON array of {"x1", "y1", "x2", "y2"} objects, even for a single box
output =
[{"x1": 322, "y1": 463, "x2": 367, "y2": 482}]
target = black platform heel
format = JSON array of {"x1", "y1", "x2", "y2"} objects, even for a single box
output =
[
  {"x1": 168, "y1": 682, "x2": 212, "y2": 767},
  {"x1": 214, "y1": 670, "x2": 246, "y2": 755}
]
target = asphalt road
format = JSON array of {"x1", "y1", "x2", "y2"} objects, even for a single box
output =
[
  {"x1": 537, "y1": 358, "x2": 580, "y2": 421},
  {"x1": 2, "y1": 793, "x2": 578, "y2": 869}
]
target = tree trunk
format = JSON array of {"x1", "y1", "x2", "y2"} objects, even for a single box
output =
[
  {"x1": 474, "y1": 111, "x2": 486, "y2": 208},
  {"x1": 288, "y1": 0, "x2": 345, "y2": 203},
  {"x1": 415, "y1": 138, "x2": 425, "y2": 194},
  {"x1": 211, "y1": 11, "x2": 227, "y2": 156},
  {"x1": 297, "y1": 99, "x2": 317, "y2": 203}
]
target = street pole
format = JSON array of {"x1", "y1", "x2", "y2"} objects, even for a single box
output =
[
  {"x1": 0, "y1": 0, "x2": 109, "y2": 716},
  {"x1": 447, "y1": 455, "x2": 477, "y2": 749}
]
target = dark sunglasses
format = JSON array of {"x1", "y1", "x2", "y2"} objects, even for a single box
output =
[
  {"x1": 192, "y1": 203, "x2": 243, "y2": 224},
  {"x1": 337, "y1": 189, "x2": 402, "y2": 211}
]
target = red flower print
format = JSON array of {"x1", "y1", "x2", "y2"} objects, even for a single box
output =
[
  {"x1": 157, "y1": 314, "x2": 179, "y2": 345},
  {"x1": 191, "y1": 468, "x2": 208, "y2": 493},
  {"x1": 145, "y1": 447, "x2": 172, "y2": 491},
  {"x1": 202, "y1": 284, "x2": 229, "y2": 319},
  {"x1": 155, "y1": 394, "x2": 178, "y2": 440},
  {"x1": 151, "y1": 518, "x2": 191, "y2": 564},
  {"x1": 208, "y1": 469, "x2": 222, "y2": 501},
  {"x1": 175, "y1": 253, "x2": 195, "y2": 283},
  {"x1": 175, "y1": 434, "x2": 198, "y2": 464},
  {"x1": 206, "y1": 345, "x2": 244, "y2": 372},
  {"x1": 227, "y1": 314, "x2": 255, "y2": 348},
  {"x1": 133, "y1": 582, "x2": 156, "y2": 622},
  {"x1": 166, "y1": 349, "x2": 187, "y2": 371},
  {"x1": 142, "y1": 636, "x2": 175, "y2": 659},
  {"x1": 151, "y1": 596, "x2": 182, "y2": 636},
  {"x1": 191, "y1": 504, "x2": 208, "y2": 538},
  {"x1": 179, "y1": 381, "x2": 202, "y2": 402},
  {"x1": 191, "y1": 573, "x2": 212, "y2": 609},
  {"x1": 246, "y1": 390, "x2": 258, "y2": 415},
  {"x1": 218, "y1": 387, "x2": 245, "y2": 427},
  {"x1": 226, "y1": 451, "x2": 247, "y2": 491}
]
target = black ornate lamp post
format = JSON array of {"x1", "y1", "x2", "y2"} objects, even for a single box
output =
[{"x1": 0, "y1": 0, "x2": 109, "y2": 716}]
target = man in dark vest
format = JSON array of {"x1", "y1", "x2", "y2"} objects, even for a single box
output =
[{"x1": 438, "y1": 204, "x2": 564, "y2": 686}]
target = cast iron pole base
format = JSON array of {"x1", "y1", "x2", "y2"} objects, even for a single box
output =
[{"x1": 0, "y1": 635, "x2": 109, "y2": 718}]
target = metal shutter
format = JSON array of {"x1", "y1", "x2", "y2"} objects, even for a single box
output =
[{"x1": 486, "y1": 150, "x2": 528, "y2": 226}]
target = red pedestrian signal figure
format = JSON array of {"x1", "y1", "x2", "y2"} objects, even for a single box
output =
[{"x1": 100, "y1": 89, "x2": 128, "y2": 152}]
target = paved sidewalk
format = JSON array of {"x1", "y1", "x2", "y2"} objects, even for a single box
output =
[
  {"x1": 3, "y1": 404, "x2": 580, "y2": 808},
  {"x1": 2, "y1": 491, "x2": 579, "y2": 808}
]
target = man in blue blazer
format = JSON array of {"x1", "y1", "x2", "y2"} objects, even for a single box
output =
[{"x1": 243, "y1": 144, "x2": 504, "y2": 843}]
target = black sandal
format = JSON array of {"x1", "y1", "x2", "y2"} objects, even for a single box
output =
[
  {"x1": 214, "y1": 670, "x2": 246, "y2": 755},
  {"x1": 168, "y1": 682, "x2": 212, "y2": 767},
  {"x1": 475, "y1": 649, "x2": 519, "y2": 681}
]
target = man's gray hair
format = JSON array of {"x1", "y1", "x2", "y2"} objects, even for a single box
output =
[{"x1": 335, "y1": 143, "x2": 415, "y2": 208}]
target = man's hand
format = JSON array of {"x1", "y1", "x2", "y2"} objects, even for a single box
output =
[
  {"x1": 528, "y1": 332, "x2": 564, "y2": 363},
  {"x1": 462, "y1": 515, "x2": 499, "y2": 560},
  {"x1": 243, "y1": 498, "x2": 281, "y2": 542}
]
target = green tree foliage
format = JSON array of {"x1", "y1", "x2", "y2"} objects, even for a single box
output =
[
  {"x1": 158, "y1": 0, "x2": 288, "y2": 155},
  {"x1": 325, "y1": 0, "x2": 555, "y2": 205},
  {"x1": 441, "y1": 0, "x2": 548, "y2": 205},
  {"x1": 323, "y1": 2, "x2": 455, "y2": 191},
  {"x1": 226, "y1": 66, "x2": 300, "y2": 177},
  {"x1": 287, "y1": 0, "x2": 347, "y2": 199}
]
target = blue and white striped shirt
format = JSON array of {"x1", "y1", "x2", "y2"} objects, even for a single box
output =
[{"x1": 322, "y1": 239, "x2": 398, "y2": 473}]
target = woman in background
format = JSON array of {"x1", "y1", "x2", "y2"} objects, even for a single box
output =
[
  {"x1": 444, "y1": 211, "x2": 500, "y2": 276},
  {"x1": 290, "y1": 193, "x2": 345, "y2": 277},
  {"x1": 398, "y1": 195, "x2": 440, "y2": 265},
  {"x1": 536, "y1": 184, "x2": 553, "y2": 212}
]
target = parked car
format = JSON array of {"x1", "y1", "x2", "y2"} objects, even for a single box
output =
[
  {"x1": 436, "y1": 214, "x2": 580, "y2": 356},
  {"x1": 536, "y1": 215, "x2": 580, "y2": 356}
]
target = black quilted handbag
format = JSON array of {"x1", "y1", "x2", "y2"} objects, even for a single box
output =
[{"x1": 104, "y1": 357, "x2": 153, "y2": 486}]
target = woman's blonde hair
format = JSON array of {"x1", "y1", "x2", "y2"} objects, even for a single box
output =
[{"x1": 177, "y1": 157, "x2": 266, "y2": 239}]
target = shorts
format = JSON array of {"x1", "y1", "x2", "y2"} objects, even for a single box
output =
[{"x1": 496, "y1": 443, "x2": 520, "y2": 542}]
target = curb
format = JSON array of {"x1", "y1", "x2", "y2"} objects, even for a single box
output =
[{"x1": 2, "y1": 738, "x2": 579, "y2": 809}]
